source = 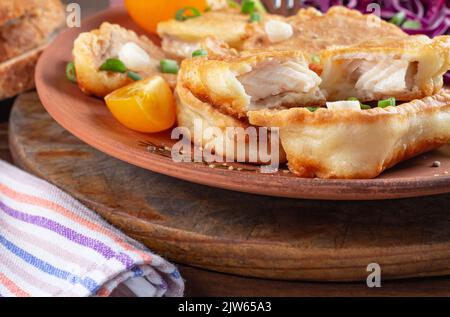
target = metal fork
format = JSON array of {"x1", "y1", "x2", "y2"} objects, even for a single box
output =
[{"x1": 263, "y1": 0, "x2": 303, "y2": 16}]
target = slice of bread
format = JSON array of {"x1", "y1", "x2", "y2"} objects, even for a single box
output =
[
  {"x1": 0, "y1": 44, "x2": 46, "y2": 100},
  {"x1": 0, "y1": 0, "x2": 65, "y2": 64},
  {"x1": 0, "y1": 0, "x2": 65, "y2": 100}
]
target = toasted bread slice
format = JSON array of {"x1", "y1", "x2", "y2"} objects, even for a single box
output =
[
  {"x1": 73, "y1": 22, "x2": 176, "y2": 97},
  {"x1": 0, "y1": 0, "x2": 65, "y2": 64},
  {"x1": 176, "y1": 85, "x2": 286, "y2": 164},
  {"x1": 0, "y1": 44, "x2": 46, "y2": 100},
  {"x1": 320, "y1": 35, "x2": 450, "y2": 102},
  {"x1": 243, "y1": 6, "x2": 407, "y2": 55},
  {"x1": 179, "y1": 50, "x2": 324, "y2": 119},
  {"x1": 249, "y1": 90, "x2": 450, "y2": 179}
]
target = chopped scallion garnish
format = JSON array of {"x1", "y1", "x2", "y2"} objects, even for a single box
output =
[
  {"x1": 192, "y1": 49, "x2": 208, "y2": 57},
  {"x1": 348, "y1": 97, "x2": 371, "y2": 110},
  {"x1": 253, "y1": 0, "x2": 267, "y2": 13},
  {"x1": 378, "y1": 97, "x2": 396, "y2": 108},
  {"x1": 226, "y1": 0, "x2": 241, "y2": 9},
  {"x1": 99, "y1": 58, "x2": 127, "y2": 73},
  {"x1": 66, "y1": 62, "x2": 77, "y2": 83},
  {"x1": 307, "y1": 107, "x2": 320, "y2": 112},
  {"x1": 402, "y1": 20, "x2": 421, "y2": 29},
  {"x1": 160, "y1": 59, "x2": 179, "y2": 74},
  {"x1": 127, "y1": 71, "x2": 142, "y2": 81},
  {"x1": 311, "y1": 55, "x2": 320, "y2": 64},
  {"x1": 250, "y1": 11, "x2": 261, "y2": 22},
  {"x1": 241, "y1": 0, "x2": 255, "y2": 14},
  {"x1": 175, "y1": 7, "x2": 201, "y2": 21},
  {"x1": 389, "y1": 11, "x2": 406, "y2": 26}
]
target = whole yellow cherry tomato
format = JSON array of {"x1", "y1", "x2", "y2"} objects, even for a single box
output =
[
  {"x1": 105, "y1": 76, "x2": 176, "y2": 133},
  {"x1": 125, "y1": 0, "x2": 208, "y2": 34}
]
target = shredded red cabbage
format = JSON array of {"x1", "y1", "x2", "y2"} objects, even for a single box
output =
[{"x1": 299, "y1": 0, "x2": 449, "y2": 83}]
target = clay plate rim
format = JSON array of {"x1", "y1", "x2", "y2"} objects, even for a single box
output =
[{"x1": 34, "y1": 7, "x2": 450, "y2": 201}]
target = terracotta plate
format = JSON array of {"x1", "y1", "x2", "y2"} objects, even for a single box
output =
[{"x1": 35, "y1": 7, "x2": 450, "y2": 200}]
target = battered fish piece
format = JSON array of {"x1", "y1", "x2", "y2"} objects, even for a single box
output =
[
  {"x1": 73, "y1": 22, "x2": 176, "y2": 97},
  {"x1": 249, "y1": 90, "x2": 450, "y2": 179},
  {"x1": 320, "y1": 35, "x2": 450, "y2": 102},
  {"x1": 179, "y1": 50, "x2": 324, "y2": 119},
  {"x1": 176, "y1": 85, "x2": 286, "y2": 164},
  {"x1": 243, "y1": 6, "x2": 407, "y2": 55},
  {"x1": 157, "y1": 9, "x2": 251, "y2": 59}
]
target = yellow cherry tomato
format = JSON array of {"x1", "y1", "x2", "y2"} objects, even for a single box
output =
[
  {"x1": 105, "y1": 76, "x2": 176, "y2": 133},
  {"x1": 125, "y1": 0, "x2": 208, "y2": 34}
]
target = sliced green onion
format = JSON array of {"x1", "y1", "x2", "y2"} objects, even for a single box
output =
[
  {"x1": 402, "y1": 19, "x2": 421, "y2": 29},
  {"x1": 66, "y1": 62, "x2": 77, "y2": 83},
  {"x1": 253, "y1": 0, "x2": 267, "y2": 13},
  {"x1": 348, "y1": 97, "x2": 371, "y2": 110},
  {"x1": 99, "y1": 58, "x2": 127, "y2": 73},
  {"x1": 175, "y1": 7, "x2": 201, "y2": 22},
  {"x1": 306, "y1": 107, "x2": 320, "y2": 112},
  {"x1": 127, "y1": 71, "x2": 142, "y2": 81},
  {"x1": 311, "y1": 54, "x2": 320, "y2": 64},
  {"x1": 160, "y1": 59, "x2": 179, "y2": 74},
  {"x1": 250, "y1": 11, "x2": 261, "y2": 22},
  {"x1": 227, "y1": 0, "x2": 241, "y2": 9},
  {"x1": 378, "y1": 97, "x2": 396, "y2": 108},
  {"x1": 389, "y1": 11, "x2": 406, "y2": 26},
  {"x1": 192, "y1": 49, "x2": 208, "y2": 57},
  {"x1": 241, "y1": 0, "x2": 255, "y2": 14}
]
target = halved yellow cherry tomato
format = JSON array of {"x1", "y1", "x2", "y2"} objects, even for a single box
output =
[
  {"x1": 124, "y1": 0, "x2": 208, "y2": 34},
  {"x1": 105, "y1": 76, "x2": 176, "y2": 133}
]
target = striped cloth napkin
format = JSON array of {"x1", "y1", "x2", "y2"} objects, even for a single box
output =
[{"x1": 0, "y1": 160, "x2": 184, "y2": 297}]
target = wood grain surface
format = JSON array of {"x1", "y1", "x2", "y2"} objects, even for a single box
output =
[
  {"x1": 35, "y1": 7, "x2": 450, "y2": 201},
  {"x1": 8, "y1": 92, "x2": 450, "y2": 285},
  {"x1": 3, "y1": 101, "x2": 450, "y2": 296}
]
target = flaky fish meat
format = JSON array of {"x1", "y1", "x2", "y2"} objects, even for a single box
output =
[
  {"x1": 157, "y1": 9, "x2": 251, "y2": 59},
  {"x1": 73, "y1": 22, "x2": 176, "y2": 97},
  {"x1": 178, "y1": 50, "x2": 325, "y2": 119},
  {"x1": 319, "y1": 35, "x2": 450, "y2": 102},
  {"x1": 249, "y1": 90, "x2": 450, "y2": 179}
]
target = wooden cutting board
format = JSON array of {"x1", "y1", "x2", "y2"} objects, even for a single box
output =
[{"x1": 9, "y1": 92, "x2": 450, "y2": 282}]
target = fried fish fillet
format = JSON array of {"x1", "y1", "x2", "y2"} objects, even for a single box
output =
[
  {"x1": 157, "y1": 9, "x2": 251, "y2": 59},
  {"x1": 178, "y1": 50, "x2": 324, "y2": 119},
  {"x1": 176, "y1": 84, "x2": 286, "y2": 164},
  {"x1": 243, "y1": 6, "x2": 407, "y2": 55},
  {"x1": 248, "y1": 90, "x2": 450, "y2": 179},
  {"x1": 320, "y1": 35, "x2": 450, "y2": 102},
  {"x1": 73, "y1": 22, "x2": 176, "y2": 97}
]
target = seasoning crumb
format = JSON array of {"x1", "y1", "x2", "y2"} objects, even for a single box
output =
[
  {"x1": 222, "y1": 163, "x2": 228, "y2": 167},
  {"x1": 445, "y1": 171, "x2": 449, "y2": 175},
  {"x1": 237, "y1": 168, "x2": 243, "y2": 171},
  {"x1": 434, "y1": 174, "x2": 440, "y2": 177},
  {"x1": 208, "y1": 164, "x2": 216, "y2": 168},
  {"x1": 147, "y1": 146, "x2": 157, "y2": 152},
  {"x1": 228, "y1": 166, "x2": 234, "y2": 171},
  {"x1": 164, "y1": 146, "x2": 171, "y2": 151},
  {"x1": 432, "y1": 161, "x2": 441, "y2": 167},
  {"x1": 282, "y1": 170, "x2": 290, "y2": 174}
]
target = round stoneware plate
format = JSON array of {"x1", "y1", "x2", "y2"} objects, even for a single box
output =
[{"x1": 35, "y1": 7, "x2": 450, "y2": 200}]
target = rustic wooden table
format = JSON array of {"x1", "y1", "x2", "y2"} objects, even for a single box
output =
[{"x1": 3, "y1": 91, "x2": 450, "y2": 297}]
